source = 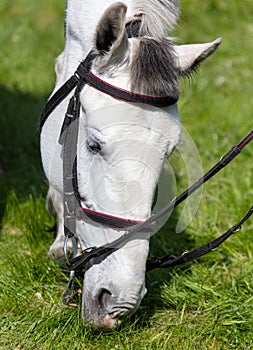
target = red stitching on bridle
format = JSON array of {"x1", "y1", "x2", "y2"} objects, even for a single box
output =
[
  {"x1": 80, "y1": 206, "x2": 144, "y2": 229},
  {"x1": 87, "y1": 71, "x2": 177, "y2": 103}
]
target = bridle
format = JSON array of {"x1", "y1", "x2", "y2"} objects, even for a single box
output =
[
  {"x1": 40, "y1": 27, "x2": 253, "y2": 299},
  {"x1": 66, "y1": 129, "x2": 253, "y2": 273},
  {"x1": 40, "y1": 48, "x2": 178, "y2": 233}
]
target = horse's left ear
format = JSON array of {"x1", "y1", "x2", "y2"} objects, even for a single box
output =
[
  {"x1": 175, "y1": 38, "x2": 222, "y2": 76},
  {"x1": 95, "y1": 2, "x2": 128, "y2": 62}
]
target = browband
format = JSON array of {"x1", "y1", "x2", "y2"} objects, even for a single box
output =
[{"x1": 40, "y1": 50, "x2": 178, "y2": 133}]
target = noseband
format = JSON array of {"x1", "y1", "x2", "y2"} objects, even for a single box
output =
[{"x1": 40, "y1": 33, "x2": 253, "y2": 292}]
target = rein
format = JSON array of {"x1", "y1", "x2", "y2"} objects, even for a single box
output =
[
  {"x1": 67, "y1": 129, "x2": 253, "y2": 272},
  {"x1": 40, "y1": 43, "x2": 253, "y2": 276}
]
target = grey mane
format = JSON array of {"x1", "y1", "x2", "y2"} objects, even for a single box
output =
[
  {"x1": 130, "y1": 0, "x2": 180, "y2": 98},
  {"x1": 131, "y1": 0, "x2": 180, "y2": 39}
]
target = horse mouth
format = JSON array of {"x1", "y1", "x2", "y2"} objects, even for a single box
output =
[{"x1": 84, "y1": 292, "x2": 140, "y2": 329}]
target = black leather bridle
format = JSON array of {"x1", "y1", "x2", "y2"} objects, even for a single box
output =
[{"x1": 40, "y1": 36, "x2": 253, "y2": 281}]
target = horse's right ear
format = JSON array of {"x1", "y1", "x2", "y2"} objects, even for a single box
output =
[
  {"x1": 95, "y1": 2, "x2": 128, "y2": 61},
  {"x1": 175, "y1": 38, "x2": 222, "y2": 77}
]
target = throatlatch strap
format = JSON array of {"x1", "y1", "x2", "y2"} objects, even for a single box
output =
[
  {"x1": 40, "y1": 74, "x2": 79, "y2": 133},
  {"x1": 39, "y1": 51, "x2": 95, "y2": 133}
]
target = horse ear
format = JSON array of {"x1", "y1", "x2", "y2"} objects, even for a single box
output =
[
  {"x1": 175, "y1": 38, "x2": 222, "y2": 76},
  {"x1": 95, "y1": 2, "x2": 128, "y2": 57}
]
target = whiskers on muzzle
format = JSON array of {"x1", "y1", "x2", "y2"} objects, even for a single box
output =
[{"x1": 108, "y1": 300, "x2": 141, "y2": 318}]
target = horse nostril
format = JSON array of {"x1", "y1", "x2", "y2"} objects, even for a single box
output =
[{"x1": 98, "y1": 289, "x2": 112, "y2": 311}]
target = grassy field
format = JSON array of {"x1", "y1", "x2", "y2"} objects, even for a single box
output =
[{"x1": 0, "y1": 0, "x2": 253, "y2": 349}]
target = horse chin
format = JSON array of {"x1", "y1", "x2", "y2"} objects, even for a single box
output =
[
  {"x1": 86, "y1": 306, "x2": 138, "y2": 330},
  {"x1": 82, "y1": 295, "x2": 144, "y2": 330},
  {"x1": 93, "y1": 315, "x2": 121, "y2": 330}
]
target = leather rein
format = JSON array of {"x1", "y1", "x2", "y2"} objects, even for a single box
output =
[{"x1": 40, "y1": 42, "x2": 253, "y2": 276}]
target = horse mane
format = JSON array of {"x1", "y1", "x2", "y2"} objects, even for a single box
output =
[
  {"x1": 131, "y1": 0, "x2": 180, "y2": 39},
  {"x1": 130, "y1": 0, "x2": 180, "y2": 98}
]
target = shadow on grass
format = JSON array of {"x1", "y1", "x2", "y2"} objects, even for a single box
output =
[{"x1": 0, "y1": 85, "x2": 48, "y2": 223}]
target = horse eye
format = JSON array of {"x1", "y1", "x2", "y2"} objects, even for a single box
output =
[{"x1": 86, "y1": 140, "x2": 102, "y2": 154}]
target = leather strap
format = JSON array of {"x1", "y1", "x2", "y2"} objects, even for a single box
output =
[
  {"x1": 40, "y1": 51, "x2": 95, "y2": 133},
  {"x1": 146, "y1": 205, "x2": 253, "y2": 270},
  {"x1": 66, "y1": 205, "x2": 253, "y2": 272},
  {"x1": 40, "y1": 48, "x2": 177, "y2": 134},
  {"x1": 66, "y1": 129, "x2": 253, "y2": 271},
  {"x1": 39, "y1": 26, "x2": 253, "y2": 273},
  {"x1": 78, "y1": 207, "x2": 144, "y2": 229}
]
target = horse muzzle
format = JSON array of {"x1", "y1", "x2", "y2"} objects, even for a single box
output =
[{"x1": 82, "y1": 284, "x2": 147, "y2": 329}]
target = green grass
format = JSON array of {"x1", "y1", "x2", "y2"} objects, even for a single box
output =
[{"x1": 0, "y1": 0, "x2": 253, "y2": 349}]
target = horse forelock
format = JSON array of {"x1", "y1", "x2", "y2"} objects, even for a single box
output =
[{"x1": 130, "y1": 38, "x2": 180, "y2": 98}]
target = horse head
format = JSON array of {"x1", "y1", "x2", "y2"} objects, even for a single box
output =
[{"x1": 41, "y1": 2, "x2": 221, "y2": 328}]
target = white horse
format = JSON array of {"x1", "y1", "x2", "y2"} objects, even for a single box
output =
[{"x1": 40, "y1": 0, "x2": 221, "y2": 328}]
